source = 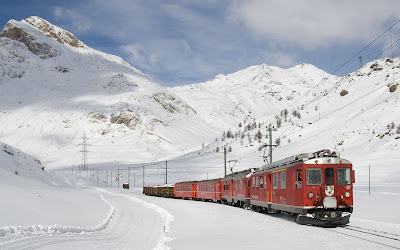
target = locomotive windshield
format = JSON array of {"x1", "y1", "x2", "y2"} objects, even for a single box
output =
[
  {"x1": 306, "y1": 168, "x2": 322, "y2": 185},
  {"x1": 337, "y1": 168, "x2": 351, "y2": 185},
  {"x1": 325, "y1": 168, "x2": 334, "y2": 185}
]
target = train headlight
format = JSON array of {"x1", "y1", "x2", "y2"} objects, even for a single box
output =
[
  {"x1": 308, "y1": 192, "x2": 314, "y2": 199},
  {"x1": 345, "y1": 192, "x2": 350, "y2": 198}
]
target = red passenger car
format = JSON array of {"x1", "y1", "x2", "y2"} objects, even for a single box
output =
[
  {"x1": 175, "y1": 181, "x2": 197, "y2": 199},
  {"x1": 221, "y1": 169, "x2": 253, "y2": 208},
  {"x1": 249, "y1": 149, "x2": 354, "y2": 226},
  {"x1": 195, "y1": 179, "x2": 222, "y2": 202}
]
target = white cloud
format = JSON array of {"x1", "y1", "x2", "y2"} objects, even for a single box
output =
[
  {"x1": 228, "y1": 0, "x2": 400, "y2": 49},
  {"x1": 52, "y1": 7, "x2": 92, "y2": 32},
  {"x1": 120, "y1": 44, "x2": 157, "y2": 70},
  {"x1": 264, "y1": 51, "x2": 298, "y2": 68}
]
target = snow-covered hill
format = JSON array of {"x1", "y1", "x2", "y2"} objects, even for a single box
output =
[
  {"x1": 171, "y1": 59, "x2": 400, "y2": 183},
  {"x1": 172, "y1": 63, "x2": 338, "y2": 129},
  {"x1": 0, "y1": 17, "x2": 218, "y2": 168}
]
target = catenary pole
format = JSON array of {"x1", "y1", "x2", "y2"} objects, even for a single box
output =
[
  {"x1": 165, "y1": 161, "x2": 168, "y2": 184},
  {"x1": 224, "y1": 146, "x2": 227, "y2": 177}
]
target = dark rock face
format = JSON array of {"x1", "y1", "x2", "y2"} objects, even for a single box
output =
[{"x1": 0, "y1": 20, "x2": 59, "y2": 59}]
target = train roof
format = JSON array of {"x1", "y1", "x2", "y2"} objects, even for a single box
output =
[
  {"x1": 255, "y1": 149, "x2": 351, "y2": 174},
  {"x1": 222, "y1": 168, "x2": 257, "y2": 181}
]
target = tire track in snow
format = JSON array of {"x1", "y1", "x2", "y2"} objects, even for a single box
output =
[
  {"x1": 0, "y1": 188, "x2": 174, "y2": 249},
  {"x1": 96, "y1": 188, "x2": 175, "y2": 249},
  {"x1": 0, "y1": 194, "x2": 115, "y2": 245}
]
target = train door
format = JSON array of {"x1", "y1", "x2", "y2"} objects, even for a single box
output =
[
  {"x1": 267, "y1": 174, "x2": 272, "y2": 203},
  {"x1": 230, "y1": 180, "x2": 234, "y2": 198},
  {"x1": 192, "y1": 183, "x2": 197, "y2": 199},
  {"x1": 324, "y1": 167, "x2": 335, "y2": 196},
  {"x1": 245, "y1": 177, "x2": 250, "y2": 198}
]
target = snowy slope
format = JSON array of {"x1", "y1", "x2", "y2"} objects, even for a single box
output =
[
  {"x1": 171, "y1": 63, "x2": 338, "y2": 129},
  {"x1": 0, "y1": 141, "x2": 111, "y2": 239},
  {"x1": 170, "y1": 59, "x2": 400, "y2": 183},
  {"x1": 2, "y1": 144, "x2": 399, "y2": 250},
  {"x1": 0, "y1": 17, "x2": 218, "y2": 168}
]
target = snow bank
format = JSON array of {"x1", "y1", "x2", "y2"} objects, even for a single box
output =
[
  {"x1": 97, "y1": 188, "x2": 174, "y2": 250},
  {"x1": 0, "y1": 194, "x2": 115, "y2": 244}
]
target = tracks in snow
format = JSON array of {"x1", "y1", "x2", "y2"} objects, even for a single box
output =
[
  {"x1": 0, "y1": 188, "x2": 173, "y2": 250},
  {"x1": 326, "y1": 225, "x2": 400, "y2": 249}
]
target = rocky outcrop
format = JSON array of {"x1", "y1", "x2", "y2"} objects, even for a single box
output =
[
  {"x1": 25, "y1": 16, "x2": 87, "y2": 49},
  {"x1": 0, "y1": 20, "x2": 59, "y2": 59}
]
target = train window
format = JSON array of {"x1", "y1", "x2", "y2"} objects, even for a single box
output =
[
  {"x1": 281, "y1": 171, "x2": 286, "y2": 189},
  {"x1": 253, "y1": 177, "x2": 256, "y2": 189},
  {"x1": 256, "y1": 176, "x2": 259, "y2": 189},
  {"x1": 234, "y1": 181, "x2": 237, "y2": 190},
  {"x1": 296, "y1": 169, "x2": 302, "y2": 188},
  {"x1": 265, "y1": 176, "x2": 268, "y2": 189},
  {"x1": 273, "y1": 173, "x2": 278, "y2": 189},
  {"x1": 306, "y1": 168, "x2": 322, "y2": 185},
  {"x1": 337, "y1": 168, "x2": 351, "y2": 185},
  {"x1": 260, "y1": 176, "x2": 264, "y2": 189},
  {"x1": 325, "y1": 168, "x2": 334, "y2": 185}
]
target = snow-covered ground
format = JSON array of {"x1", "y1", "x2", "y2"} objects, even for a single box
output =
[
  {"x1": 0, "y1": 140, "x2": 399, "y2": 249},
  {"x1": 2, "y1": 170, "x2": 400, "y2": 249}
]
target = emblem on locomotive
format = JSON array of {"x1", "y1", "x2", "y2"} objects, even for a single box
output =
[{"x1": 325, "y1": 185, "x2": 334, "y2": 196}]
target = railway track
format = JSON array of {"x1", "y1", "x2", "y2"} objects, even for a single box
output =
[{"x1": 326, "y1": 225, "x2": 400, "y2": 249}]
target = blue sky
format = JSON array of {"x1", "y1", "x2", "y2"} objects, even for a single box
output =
[{"x1": 1, "y1": 0, "x2": 400, "y2": 86}]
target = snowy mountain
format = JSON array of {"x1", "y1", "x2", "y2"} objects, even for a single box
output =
[
  {"x1": 0, "y1": 17, "x2": 218, "y2": 168},
  {"x1": 171, "y1": 63, "x2": 338, "y2": 129},
  {"x1": 1, "y1": 16, "x2": 399, "y2": 183},
  {"x1": 170, "y1": 58, "x2": 400, "y2": 183}
]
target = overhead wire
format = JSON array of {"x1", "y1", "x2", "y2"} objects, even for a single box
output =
[
  {"x1": 258, "y1": 19, "x2": 400, "y2": 129},
  {"x1": 278, "y1": 87, "x2": 400, "y2": 149}
]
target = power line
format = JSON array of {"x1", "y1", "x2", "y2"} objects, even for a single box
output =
[
  {"x1": 259, "y1": 19, "x2": 400, "y2": 128},
  {"x1": 279, "y1": 88, "x2": 400, "y2": 148},
  {"x1": 281, "y1": 76, "x2": 400, "y2": 140}
]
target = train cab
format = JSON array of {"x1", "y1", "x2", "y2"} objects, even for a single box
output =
[{"x1": 250, "y1": 149, "x2": 354, "y2": 226}]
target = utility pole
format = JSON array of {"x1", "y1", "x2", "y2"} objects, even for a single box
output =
[
  {"x1": 261, "y1": 126, "x2": 277, "y2": 164},
  {"x1": 358, "y1": 56, "x2": 363, "y2": 68},
  {"x1": 117, "y1": 169, "x2": 120, "y2": 188},
  {"x1": 165, "y1": 161, "x2": 168, "y2": 184},
  {"x1": 224, "y1": 145, "x2": 227, "y2": 177},
  {"x1": 369, "y1": 165, "x2": 371, "y2": 195},
  {"x1": 269, "y1": 127, "x2": 273, "y2": 163},
  {"x1": 78, "y1": 132, "x2": 90, "y2": 171},
  {"x1": 143, "y1": 166, "x2": 145, "y2": 186},
  {"x1": 128, "y1": 167, "x2": 131, "y2": 187}
]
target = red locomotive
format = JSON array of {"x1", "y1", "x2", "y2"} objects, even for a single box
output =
[
  {"x1": 147, "y1": 149, "x2": 354, "y2": 226},
  {"x1": 246, "y1": 149, "x2": 354, "y2": 226}
]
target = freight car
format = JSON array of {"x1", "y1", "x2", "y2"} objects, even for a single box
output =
[{"x1": 143, "y1": 185, "x2": 175, "y2": 198}]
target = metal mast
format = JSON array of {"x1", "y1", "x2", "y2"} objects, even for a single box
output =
[{"x1": 78, "y1": 132, "x2": 89, "y2": 171}]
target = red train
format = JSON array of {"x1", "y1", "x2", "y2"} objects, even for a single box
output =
[{"x1": 153, "y1": 149, "x2": 354, "y2": 226}]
